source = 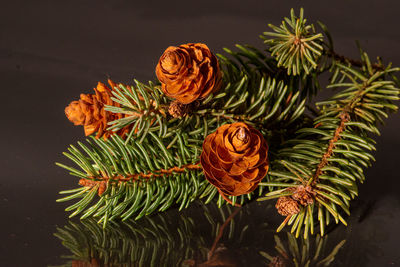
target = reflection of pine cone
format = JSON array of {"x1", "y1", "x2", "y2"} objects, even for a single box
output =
[
  {"x1": 276, "y1": 196, "x2": 300, "y2": 216},
  {"x1": 269, "y1": 256, "x2": 286, "y2": 267},
  {"x1": 199, "y1": 246, "x2": 238, "y2": 267},
  {"x1": 200, "y1": 122, "x2": 269, "y2": 196},
  {"x1": 71, "y1": 259, "x2": 100, "y2": 267},
  {"x1": 65, "y1": 80, "x2": 131, "y2": 139},
  {"x1": 156, "y1": 43, "x2": 222, "y2": 104}
]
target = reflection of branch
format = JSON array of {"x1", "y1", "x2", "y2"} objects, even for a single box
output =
[
  {"x1": 208, "y1": 207, "x2": 241, "y2": 259},
  {"x1": 260, "y1": 233, "x2": 346, "y2": 267},
  {"x1": 317, "y1": 240, "x2": 346, "y2": 266}
]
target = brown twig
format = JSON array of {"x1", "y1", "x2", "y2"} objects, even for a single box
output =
[
  {"x1": 308, "y1": 112, "x2": 350, "y2": 186},
  {"x1": 79, "y1": 163, "x2": 202, "y2": 195},
  {"x1": 327, "y1": 50, "x2": 384, "y2": 71},
  {"x1": 308, "y1": 72, "x2": 372, "y2": 185}
]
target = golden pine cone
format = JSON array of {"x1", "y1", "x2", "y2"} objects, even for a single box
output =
[
  {"x1": 155, "y1": 43, "x2": 222, "y2": 104},
  {"x1": 200, "y1": 122, "x2": 269, "y2": 196},
  {"x1": 276, "y1": 196, "x2": 300, "y2": 216},
  {"x1": 65, "y1": 80, "x2": 130, "y2": 139}
]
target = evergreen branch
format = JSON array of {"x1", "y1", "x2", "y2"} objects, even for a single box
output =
[
  {"x1": 262, "y1": 8, "x2": 324, "y2": 75},
  {"x1": 260, "y1": 56, "x2": 400, "y2": 237},
  {"x1": 58, "y1": 68, "x2": 310, "y2": 224},
  {"x1": 56, "y1": 133, "x2": 212, "y2": 223},
  {"x1": 196, "y1": 75, "x2": 307, "y2": 130},
  {"x1": 104, "y1": 80, "x2": 169, "y2": 143},
  {"x1": 78, "y1": 162, "x2": 202, "y2": 195},
  {"x1": 328, "y1": 50, "x2": 384, "y2": 72},
  {"x1": 105, "y1": 69, "x2": 310, "y2": 152},
  {"x1": 218, "y1": 44, "x2": 323, "y2": 99},
  {"x1": 57, "y1": 8, "x2": 400, "y2": 237},
  {"x1": 57, "y1": 120, "x2": 264, "y2": 223},
  {"x1": 310, "y1": 103, "x2": 350, "y2": 186}
]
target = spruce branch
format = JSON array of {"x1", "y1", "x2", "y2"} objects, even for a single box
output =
[
  {"x1": 56, "y1": 71, "x2": 309, "y2": 224},
  {"x1": 219, "y1": 43, "x2": 323, "y2": 99},
  {"x1": 262, "y1": 8, "x2": 324, "y2": 75},
  {"x1": 327, "y1": 50, "x2": 385, "y2": 72},
  {"x1": 195, "y1": 74, "x2": 307, "y2": 131},
  {"x1": 56, "y1": 133, "x2": 212, "y2": 224},
  {"x1": 104, "y1": 80, "x2": 169, "y2": 143},
  {"x1": 259, "y1": 57, "x2": 400, "y2": 238},
  {"x1": 57, "y1": 7, "x2": 400, "y2": 236}
]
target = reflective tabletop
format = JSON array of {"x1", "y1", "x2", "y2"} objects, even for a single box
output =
[{"x1": 1, "y1": 0, "x2": 400, "y2": 266}]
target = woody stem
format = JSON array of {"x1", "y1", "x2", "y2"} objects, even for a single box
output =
[
  {"x1": 79, "y1": 163, "x2": 202, "y2": 193},
  {"x1": 307, "y1": 71, "x2": 376, "y2": 185},
  {"x1": 308, "y1": 112, "x2": 349, "y2": 186},
  {"x1": 327, "y1": 50, "x2": 384, "y2": 71}
]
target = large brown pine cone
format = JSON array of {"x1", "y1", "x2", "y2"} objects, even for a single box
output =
[
  {"x1": 155, "y1": 43, "x2": 222, "y2": 104},
  {"x1": 65, "y1": 80, "x2": 130, "y2": 139},
  {"x1": 200, "y1": 122, "x2": 269, "y2": 196}
]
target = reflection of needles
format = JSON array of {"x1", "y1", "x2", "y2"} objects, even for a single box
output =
[
  {"x1": 54, "y1": 203, "x2": 247, "y2": 267},
  {"x1": 260, "y1": 233, "x2": 346, "y2": 266}
]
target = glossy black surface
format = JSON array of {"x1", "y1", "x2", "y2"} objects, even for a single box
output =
[{"x1": 1, "y1": 1, "x2": 400, "y2": 266}]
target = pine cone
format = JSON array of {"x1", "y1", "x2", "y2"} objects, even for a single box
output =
[
  {"x1": 291, "y1": 185, "x2": 314, "y2": 206},
  {"x1": 168, "y1": 100, "x2": 189, "y2": 117},
  {"x1": 276, "y1": 196, "x2": 300, "y2": 216},
  {"x1": 65, "y1": 80, "x2": 131, "y2": 139},
  {"x1": 156, "y1": 43, "x2": 222, "y2": 104},
  {"x1": 200, "y1": 122, "x2": 269, "y2": 196}
]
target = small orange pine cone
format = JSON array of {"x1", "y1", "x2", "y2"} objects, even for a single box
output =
[
  {"x1": 168, "y1": 100, "x2": 190, "y2": 118},
  {"x1": 156, "y1": 43, "x2": 222, "y2": 104},
  {"x1": 276, "y1": 196, "x2": 300, "y2": 216},
  {"x1": 291, "y1": 185, "x2": 315, "y2": 206},
  {"x1": 65, "y1": 80, "x2": 131, "y2": 139},
  {"x1": 200, "y1": 122, "x2": 269, "y2": 196}
]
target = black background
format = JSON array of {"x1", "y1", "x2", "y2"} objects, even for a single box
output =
[{"x1": 1, "y1": 0, "x2": 400, "y2": 266}]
